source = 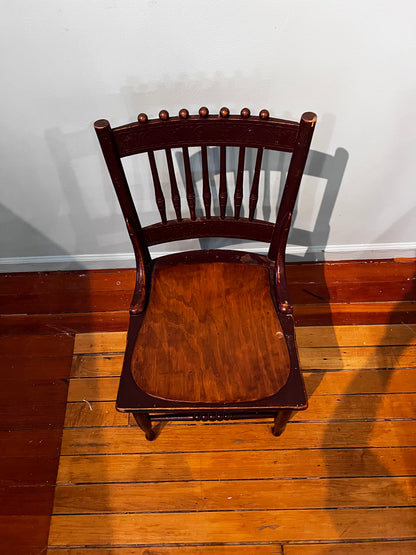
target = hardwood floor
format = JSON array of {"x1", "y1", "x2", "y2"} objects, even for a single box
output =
[
  {"x1": 0, "y1": 259, "x2": 414, "y2": 554},
  {"x1": 46, "y1": 323, "x2": 416, "y2": 553}
]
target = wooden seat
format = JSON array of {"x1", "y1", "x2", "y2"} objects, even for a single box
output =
[
  {"x1": 132, "y1": 259, "x2": 290, "y2": 404},
  {"x1": 94, "y1": 106, "x2": 317, "y2": 440}
]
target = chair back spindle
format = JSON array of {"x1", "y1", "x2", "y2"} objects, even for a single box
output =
[
  {"x1": 248, "y1": 148, "x2": 263, "y2": 221},
  {"x1": 147, "y1": 151, "x2": 167, "y2": 224},
  {"x1": 219, "y1": 145, "x2": 227, "y2": 219},
  {"x1": 182, "y1": 146, "x2": 196, "y2": 220},
  {"x1": 234, "y1": 146, "x2": 245, "y2": 220},
  {"x1": 164, "y1": 148, "x2": 182, "y2": 222},
  {"x1": 201, "y1": 145, "x2": 211, "y2": 218}
]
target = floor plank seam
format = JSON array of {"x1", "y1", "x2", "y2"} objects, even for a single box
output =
[
  {"x1": 53, "y1": 475, "x2": 416, "y2": 485},
  {"x1": 47, "y1": 539, "x2": 416, "y2": 548}
]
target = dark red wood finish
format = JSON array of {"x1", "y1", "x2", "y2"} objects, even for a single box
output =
[
  {"x1": 0, "y1": 334, "x2": 74, "y2": 554},
  {"x1": 95, "y1": 107, "x2": 317, "y2": 439},
  {"x1": 1, "y1": 260, "x2": 414, "y2": 330}
]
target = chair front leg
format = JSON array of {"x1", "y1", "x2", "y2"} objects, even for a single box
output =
[
  {"x1": 272, "y1": 409, "x2": 293, "y2": 436},
  {"x1": 133, "y1": 412, "x2": 155, "y2": 441}
]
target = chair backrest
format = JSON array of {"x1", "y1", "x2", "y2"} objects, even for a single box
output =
[{"x1": 94, "y1": 107, "x2": 316, "y2": 310}]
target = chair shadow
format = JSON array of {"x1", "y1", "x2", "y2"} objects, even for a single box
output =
[
  {"x1": 172, "y1": 146, "x2": 348, "y2": 265},
  {"x1": 0, "y1": 203, "x2": 83, "y2": 271}
]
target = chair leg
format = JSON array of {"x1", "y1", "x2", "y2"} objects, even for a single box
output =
[
  {"x1": 272, "y1": 409, "x2": 293, "y2": 436},
  {"x1": 132, "y1": 412, "x2": 155, "y2": 441}
]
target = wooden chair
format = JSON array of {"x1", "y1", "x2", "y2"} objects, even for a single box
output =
[{"x1": 94, "y1": 106, "x2": 317, "y2": 440}]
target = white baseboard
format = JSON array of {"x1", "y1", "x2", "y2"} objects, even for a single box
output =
[{"x1": 0, "y1": 242, "x2": 415, "y2": 272}]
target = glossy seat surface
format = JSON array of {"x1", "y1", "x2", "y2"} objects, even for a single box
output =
[{"x1": 131, "y1": 261, "x2": 290, "y2": 403}]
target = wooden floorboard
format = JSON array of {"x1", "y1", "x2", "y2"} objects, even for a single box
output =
[
  {"x1": 1, "y1": 300, "x2": 416, "y2": 337},
  {"x1": 72, "y1": 323, "x2": 416, "y2": 354},
  {"x1": 1, "y1": 259, "x2": 415, "y2": 336},
  {"x1": 48, "y1": 508, "x2": 416, "y2": 544},
  {"x1": 47, "y1": 323, "x2": 416, "y2": 552},
  {"x1": 0, "y1": 334, "x2": 74, "y2": 554},
  {"x1": 53, "y1": 476, "x2": 416, "y2": 513},
  {"x1": 46, "y1": 542, "x2": 416, "y2": 555},
  {"x1": 2, "y1": 259, "x2": 414, "y2": 315}
]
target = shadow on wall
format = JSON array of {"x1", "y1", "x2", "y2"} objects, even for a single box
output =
[
  {"x1": 44, "y1": 127, "x2": 130, "y2": 264},
  {"x1": 172, "y1": 145, "x2": 348, "y2": 261},
  {"x1": 0, "y1": 203, "x2": 83, "y2": 272}
]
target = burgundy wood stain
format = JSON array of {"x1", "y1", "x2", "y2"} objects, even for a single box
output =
[{"x1": 0, "y1": 334, "x2": 74, "y2": 553}]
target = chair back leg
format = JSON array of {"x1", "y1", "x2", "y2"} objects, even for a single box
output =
[
  {"x1": 133, "y1": 412, "x2": 155, "y2": 441},
  {"x1": 272, "y1": 409, "x2": 293, "y2": 436}
]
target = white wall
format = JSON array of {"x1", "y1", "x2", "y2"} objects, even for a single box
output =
[{"x1": 1, "y1": 0, "x2": 415, "y2": 271}]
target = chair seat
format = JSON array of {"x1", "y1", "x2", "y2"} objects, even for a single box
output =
[{"x1": 131, "y1": 262, "x2": 291, "y2": 404}]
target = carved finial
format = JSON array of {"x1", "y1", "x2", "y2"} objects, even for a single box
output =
[
  {"x1": 302, "y1": 112, "x2": 318, "y2": 126},
  {"x1": 259, "y1": 109, "x2": 270, "y2": 120},
  {"x1": 179, "y1": 108, "x2": 189, "y2": 119},
  {"x1": 220, "y1": 107, "x2": 230, "y2": 118},
  {"x1": 240, "y1": 108, "x2": 250, "y2": 118},
  {"x1": 138, "y1": 113, "x2": 148, "y2": 123},
  {"x1": 199, "y1": 106, "x2": 209, "y2": 118},
  {"x1": 94, "y1": 119, "x2": 110, "y2": 130},
  {"x1": 159, "y1": 110, "x2": 169, "y2": 121}
]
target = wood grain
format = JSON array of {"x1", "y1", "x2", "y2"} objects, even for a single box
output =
[
  {"x1": 64, "y1": 401, "x2": 129, "y2": 428},
  {"x1": 0, "y1": 311, "x2": 129, "y2": 336},
  {"x1": 70, "y1": 355, "x2": 123, "y2": 378},
  {"x1": 56, "y1": 447, "x2": 416, "y2": 484},
  {"x1": 53, "y1": 476, "x2": 416, "y2": 513},
  {"x1": 73, "y1": 324, "x2": 416, "y2": 355},
  {"x1": 0, "y1": 516, "x2": 52, "y2": 553},
  {"x1": 0, "y1": 456, "x2": 60, "y2": 487},
  {"x1": 48, "y1": 508, "x2": 416, "y2": 545},
  {"x1": 296, "y1": 323, "x2": 416, "y2": 347},
  {"x1": 132, "y1": 263, "x2": 290, "y2": 403},
  {"x1": 67, "y1": 349, "x2": 416, "y2": 385},
  {"x1": 294, "y1": 301, "x2": 416, "y2": 326},
  {"x1": 2, "y1": 259, "x2": 413, "y2": 311},
  {"x1": 65, "y1": 367, "x2": 416, "y2": 402},
  {"x1": 74, "y1": 331, "x2": 127, "y2": 354},
  {"x1": 63, "y1": 392, "x2": 416, "y2": 428},
  {"x1": 300, "y1": 345, "x2": 416, "y2": 370},
  {"x1": 0, "y1": 485, "x2": 55, "y2": 515},
  {"x1": 59, "y1": 420, "x2": 416, "y2": 456},
  {"x1": 46, "y1": 548, "x2": 285, "y2": 555},
  {"x1": 47, "y1": 547, "x2": 286, "y2": 554},
  {"x1": 46, "y1": 543, "x2": 416, "y2": 555},
  {"x1": 305, "y1": 368, "x2": 416, "y2": 395},
  {"x1": 1, "y1": 300, "x2": 415, "y2": 337},
  {"x1": 284, "y1": 541, "x2": 416, "y2": 555}
]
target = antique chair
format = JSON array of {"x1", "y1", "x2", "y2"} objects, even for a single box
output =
[{"x1": 94, "y1": 107, "x2": 316, "y2": 440}]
